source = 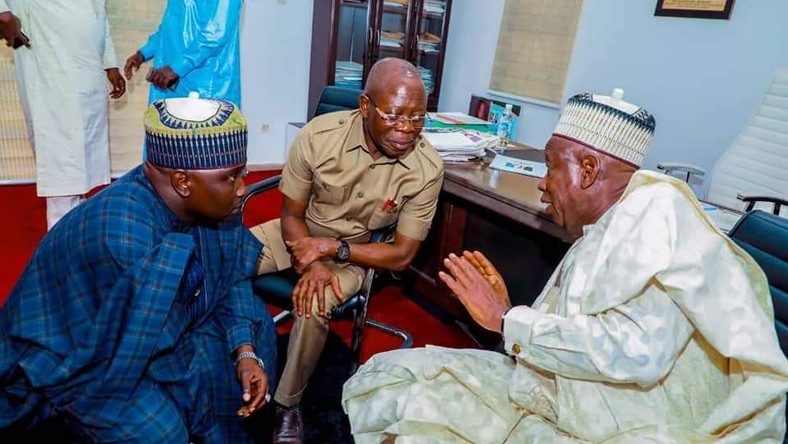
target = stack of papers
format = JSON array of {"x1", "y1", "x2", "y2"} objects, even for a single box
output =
[
  {"x1": 334, "y1": 61, "x2": 363, "y2": 90},
  {"x1": 384, "y1": 0, "x2": 408, "y2": 9},
  {"x1": 418, "y1": 32, "x2": 441, "y2": 53},
  {"x1": 429, "y1": 112, "x2": 490, "y2": 126},
  {"x1": 380, "y1": 31, "x2": 404, "y2": 49},
  {"x1": 422, "y1": 129, "x2": 500, "y2": 162},
  {"x1": 423, "y1": 0, "x2": 446, "y2": 15},
  {"x1": 425, "y1": 111, "x2": 497, "y2": 134},
  {"x1": 418, "y1": 65, "x2": 434, "y2": 94}
]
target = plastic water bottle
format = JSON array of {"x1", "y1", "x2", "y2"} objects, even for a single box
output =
[{"x1": 496, "y1": 103, "x2": 514, "y2": 150}]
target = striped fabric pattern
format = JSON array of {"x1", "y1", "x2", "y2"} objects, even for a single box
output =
[
  {"x1": 144, "y1": 98, "x2": 247, "y2": 169},
  {"x1": 554, "y1": 92, "x2": 656, "y2": 167}
]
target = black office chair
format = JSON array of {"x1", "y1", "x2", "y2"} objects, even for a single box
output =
[
  {"x1": 311, "y1": 86, "x2": 364, "y2": 120},
  {"x1": 737, "y1": 194, "x2": 788, "y2": 216},
  {"x1": 727, "y1": 209, "x2": 788, "y2": 439},
  {"x1": 727, "y1": 209, "x2": 788, "y2": 354},
  {"x1": 242, "y1": 85, "x2": 412, "y2": 369}
]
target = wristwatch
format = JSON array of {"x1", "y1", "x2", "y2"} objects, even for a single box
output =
[
  {"x1": 235, "y1": 351, "x2": 265, "y2": 370},
  {"x1": 335, "y1": 239, "x2": 351, "y2": 261}
]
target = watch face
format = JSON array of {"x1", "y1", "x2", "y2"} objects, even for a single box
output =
[{"x1": 337, "y1": 240, "x2": 351, "y2": 261}]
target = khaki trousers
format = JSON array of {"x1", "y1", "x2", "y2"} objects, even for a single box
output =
[{"x1": 250, "y1": 219, "x2": 364, "y2": 407}]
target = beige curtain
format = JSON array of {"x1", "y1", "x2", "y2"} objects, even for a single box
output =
[
  {"x1": 0, "y1": 53, "x2": 34, "y2": 181},
  {"x1": 0, "y1": 0, "x2": 164, "y2": 183},
  {"x1": 489, "y1": 0, "x2": 583, "y2": 105}
]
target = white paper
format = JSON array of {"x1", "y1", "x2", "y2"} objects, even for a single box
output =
[{"x1": 489, "y1": 153, "x2": 547, "y2": 178}]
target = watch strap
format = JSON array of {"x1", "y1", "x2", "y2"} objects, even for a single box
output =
[
  {"x1": 336, "y1": 238, "x2": 351, "y2": 261},
  {"x1": 235, "y1": 351, "x2": 265, "y2": 370}
]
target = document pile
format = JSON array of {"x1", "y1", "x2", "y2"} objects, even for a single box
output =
[
  {"x1": 418, "y1": 32, "x2": 441, "y2": 53},
  {"x1": 384, "y1": 0, "x2": 408, "y2": 8},
  {"x1": 426, "y1": 111, "x2": 497, "y2": 133},
  {"x1": 423, "y1": 0, "x2": 446, "y2": 15},
  {"x1": 380, "y1": 31, "x2": 404, "y2": 49},
  {"x1": 422, "y1": 129, "x2": 500, "y2": 162},
  {"x1": 334, "y1": 61, "x2": 363, "y2": 90},
  {"x1": 418, "y1": 65, "x2": 435, "y2": 95}
]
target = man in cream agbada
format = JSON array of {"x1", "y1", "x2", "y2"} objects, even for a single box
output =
[{"x1": 342, "y1": 90, "x2": 788, "y2": 443}]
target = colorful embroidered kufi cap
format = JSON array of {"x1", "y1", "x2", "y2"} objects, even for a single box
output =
[
  {"x1": 553, "y1": 88, "x2": 656, "y2": 167},
  {"x1": 144, "y1": 92, "x2": 247, "y2": 169}
]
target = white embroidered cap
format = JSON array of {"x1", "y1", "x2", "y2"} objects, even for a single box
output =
[{"x1": 553, "y1": 88, "x2": 656, "y2": 167}]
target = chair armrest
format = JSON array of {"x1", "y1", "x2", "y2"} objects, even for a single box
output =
[
  {"x1": 656, "y1": 162, "x2": 706, "y2": 182},
  {"x1": 737, "y1": 194, "x2": 788, "y2": 215},
  {"x1": 329, "y1": 224, "x2": 397, "y2": 319},
  {"x1": 241, "y1": 175, "x2": 281, "y2": 212}
]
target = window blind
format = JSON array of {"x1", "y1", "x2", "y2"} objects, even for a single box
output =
[
  {"x1": 489, "y1": 0, "x2": 583, "y2": 105},
  {"x1": 105, "y1": 0, "x2": 164, "y2": 176},
  {"x1": 0, "y1": 53, "x2": 34, "y2": 181},
  {"x1": 0, "y1": 0, "x2": 164, "y2": 182}
]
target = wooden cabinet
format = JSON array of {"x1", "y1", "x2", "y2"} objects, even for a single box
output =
[{"x1": 308, "y1": 0, "x2": 452, "y2": 114}]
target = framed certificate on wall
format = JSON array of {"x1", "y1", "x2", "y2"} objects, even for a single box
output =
[{"x1": 654, "y1": 0, "x2": 735, "y2": 20}]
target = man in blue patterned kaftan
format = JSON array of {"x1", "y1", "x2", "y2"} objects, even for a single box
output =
[{"x1": 0, "y1": 93, "x2": 277, "y2": 443}]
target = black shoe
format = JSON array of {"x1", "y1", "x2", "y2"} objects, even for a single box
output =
[{"x1": 273, "y1": 404, "x2": 303, "y2": 444}]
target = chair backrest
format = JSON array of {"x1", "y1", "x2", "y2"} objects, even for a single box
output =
[
  {"x1": 707, "y1": 68, "x2": 788, "y2": 217},
  {"x1": 727, "y1": 209, "x2": 788, "y2": 440},
  {"x1": 312, "y1": 86, "x2": 363, "y2": 120},
  {"x1": 727, "y1": 210, "x2": 788, "y2": 356}
]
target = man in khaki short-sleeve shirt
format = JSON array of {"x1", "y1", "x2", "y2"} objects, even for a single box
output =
[
  {"x1": 268, "y1": 109, "x2": 443, "y2": 258},
  {"x1": 249, "y1": 57, "x2": 443, "y2": 443}
]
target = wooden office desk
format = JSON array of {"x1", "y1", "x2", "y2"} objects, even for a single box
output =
[
  {"x1": 442, "y1": 148, "x2": 573, "y2": 243},
  {"x1": 406, "y1": 145, "x2": 572, "y2": 341}
]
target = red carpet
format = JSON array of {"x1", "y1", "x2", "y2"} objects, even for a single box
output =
[{"x1": 0, "y1": 171, "x2": 477, "y2": 363}]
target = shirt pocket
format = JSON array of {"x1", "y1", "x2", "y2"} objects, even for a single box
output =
[
  {"x1": 312, "y1": 175, "x2": 348, "y2": 205},
  {"x1": 368, "y1": 208, "x2": 399, "y2": 231}
]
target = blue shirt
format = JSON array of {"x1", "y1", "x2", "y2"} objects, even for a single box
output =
[{"x1": 140, "y1": 0, "x2": 243, "y2": 106}]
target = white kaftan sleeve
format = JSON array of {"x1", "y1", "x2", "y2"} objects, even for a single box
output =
[
  {"x1": 503, "y1": 182, "x2": 703, "y2": 387},
  {"x1": 102, "y1": 16, "x2": 119, "y2": 69},
  {"x1": 503, "y1": 287, "x2": 694, "y2": 386}
]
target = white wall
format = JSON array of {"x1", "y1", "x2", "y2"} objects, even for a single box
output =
[
  {"x1": 439, "y1": 0, "x2": 559, "y2": 151},
  {"x1": 240, "y1": 0, "x2": 313, "y2": 166},
  {"x1": 440, "y1": 0, "x2": 788, "y2": 193},
  {"x1": 439, "y1": 0, "x2": 504, "y2": 113}
]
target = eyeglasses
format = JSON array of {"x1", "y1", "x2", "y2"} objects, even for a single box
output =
[{"x1": 366, "y1": 96, "x2": 426, "y2": 129}]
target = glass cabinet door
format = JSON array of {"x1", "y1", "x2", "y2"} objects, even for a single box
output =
[
  {"x1": 374, "y1": 0, "x2": 412, "y2": 64},
  {"x1": 332, "y1": 1, "x2": 371, "y2": 90},
  {"x1": 318, "y1": 0, "x2": 451, "y2": 111},
  {"x1": 413, "y1": 0, "x2": 450, "y2": 109}
]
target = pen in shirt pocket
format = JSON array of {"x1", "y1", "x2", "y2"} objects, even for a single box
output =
[{"x1": 381, "y1": 197, "x2": 398, "y2": 212}]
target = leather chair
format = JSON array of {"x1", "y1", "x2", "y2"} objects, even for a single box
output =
[
  {"x1": 311, "y1": 86, "x2": 364, "y2": 120},
  {"x1": 727, "y1": 209, "x2": 788, "y2": 439},
  {"x1": 242, "y1": 85, "x2": 412, "y2": 369},
  {"x1": 657, "y1": 67, "x2": 788, "y2": 218},
  {"x1": 727, "y1": 209, "x2": 788, "y2": 354}
]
